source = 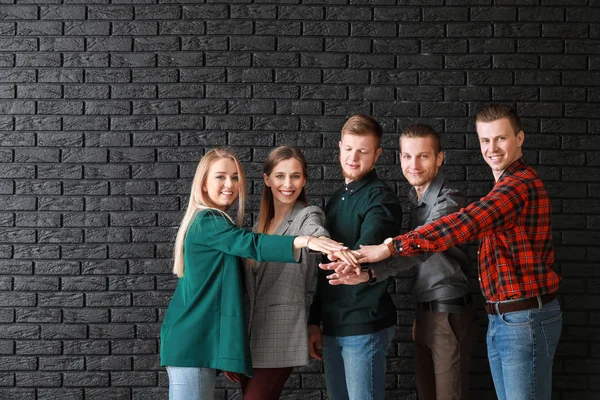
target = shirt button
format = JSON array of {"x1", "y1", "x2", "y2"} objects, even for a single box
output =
[{"x1": 342, "y1": 197, "x2": 345, "y2": 200}]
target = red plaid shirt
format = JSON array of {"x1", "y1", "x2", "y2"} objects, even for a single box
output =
[{"x1": 390, "y1": 158, "x2": 560, "y2": 302}]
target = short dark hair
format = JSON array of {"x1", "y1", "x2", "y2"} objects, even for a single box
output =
[
  {"x1": 341, "y1": 114, "x2": 383, "y2": 147},
  {"x1": 476, "y1": 104, "x2": 522, "y2": 135},
  {"x1": 399, "y1": 124, "x2": 441, "y2": 154}
]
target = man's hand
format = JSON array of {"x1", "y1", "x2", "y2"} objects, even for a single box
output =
[
  {"x1": 331, "y1": 249, "x2": 361, "y2": 268},
  {"x1": 358, "y1": 243, "x2": 391, "y2": 263},
  {"x1": 325, "y1": 249, "x2": 361, "y2": 266},
  {"x1": 308, "y1": 325, "x2": 323, "y2": 361},
  {"x1": 326, "y1": 270, "x2": 369, "y2": 286},
  {"x1": 297, "y1": 236, "x2": 347, "y2": 254}
]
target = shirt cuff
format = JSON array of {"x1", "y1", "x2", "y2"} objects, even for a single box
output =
[{"x1": 392, "y1": 237, "x2": 402, "y2": 256}]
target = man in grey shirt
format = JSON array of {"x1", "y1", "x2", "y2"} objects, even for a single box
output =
[{"x1": 324, "y1": 124, "x2": 478, "y2": 400}]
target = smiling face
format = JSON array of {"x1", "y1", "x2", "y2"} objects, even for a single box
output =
[
  {"x1": 338, "y1": 132, "x2": 382, "y2": 183},
  {"x1": 264, "y1": 157, "x2": 306, "y2": 207},
  {"x1": 400, "y1": 136, "x2": 443, "y2": 198},
  {"x1": 476, "y1": 117, "x2": 524, "y2": 181},
  {"x1": 202, "y1": 157, "x2": 240, "y2": 211}
]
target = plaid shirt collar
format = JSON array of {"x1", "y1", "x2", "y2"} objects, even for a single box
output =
[{"x1": 497, "y1": 157, "x2": 527, "y2": 182}]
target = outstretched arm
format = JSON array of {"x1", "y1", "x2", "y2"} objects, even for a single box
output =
[
  {"x1": 191, "y1": 210, "x2": 345, "y2": 262},
  {"x1": 359, "y1": 179, "x2": 528, "y2": 263}
]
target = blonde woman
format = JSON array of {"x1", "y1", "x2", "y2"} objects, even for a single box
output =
[{"x1": 160, "y1": 148, "x2": 346, "y2": 400}]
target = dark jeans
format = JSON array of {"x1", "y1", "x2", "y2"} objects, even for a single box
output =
[
  {"x1": 414, "y1": 303, "x2": 479, "y2": 400},
  {"x1": 241, "y1": 367, "x2": 293, "y2": 400}
]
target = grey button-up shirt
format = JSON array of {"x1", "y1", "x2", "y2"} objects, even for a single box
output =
[{"x1": 373, "y1": 171, "x2": 471, "y2": 302}]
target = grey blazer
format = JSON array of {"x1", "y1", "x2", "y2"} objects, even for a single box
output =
[{"x1": 244, "y1": 203, "x2": 328, "y2": 368}]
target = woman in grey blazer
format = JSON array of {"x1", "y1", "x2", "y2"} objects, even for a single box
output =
[{"x1": 226, "y1": 146, "x2": 329, "y2": 400}]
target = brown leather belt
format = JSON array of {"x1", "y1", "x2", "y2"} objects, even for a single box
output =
[{"x1": 484, "y1": 292, "x2": 557, "y2": 315}]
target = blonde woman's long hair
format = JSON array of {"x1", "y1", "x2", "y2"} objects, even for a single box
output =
[{"x1": 173, "y1": 147, "x2": 247, "y2": 277}]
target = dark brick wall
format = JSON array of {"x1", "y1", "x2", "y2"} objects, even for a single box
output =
[{"x1": 0, "y1": 1, "x2": 597, "y2": 399}]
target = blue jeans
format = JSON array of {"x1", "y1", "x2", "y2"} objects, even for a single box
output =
[
  {"x1": 167, "y1": 366, "x2": 216, "y2": 400},
  {"x1": 486, "y1": 298, "x2": 562, "y2": 400},
  {"x1": 322, "y1": 326, "x2": 395, "y2": 400}
]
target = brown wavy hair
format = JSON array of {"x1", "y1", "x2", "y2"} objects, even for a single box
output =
[{"x1": 255, "y1": 146, "x2": 308, "y2": 234}]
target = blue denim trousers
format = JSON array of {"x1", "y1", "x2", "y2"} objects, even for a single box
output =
[
  {"x1": 486, "y1": 298, "x2": 562, "y2": 400},
  {"x1": 322, "y1": 326, "x2": 396, "y2": 400},
  {"x1": 166, "y1": 366, "x2": 216, "y2": 400}
]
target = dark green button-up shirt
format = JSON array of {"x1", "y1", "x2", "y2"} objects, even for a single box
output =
[{"x1": 308, "y1": 169, "x2": 403, "y2": 336}]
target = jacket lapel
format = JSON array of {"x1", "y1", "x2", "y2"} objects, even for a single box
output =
[{"x1": 254, "y1": 203, "x2": 303, "y2": 288}]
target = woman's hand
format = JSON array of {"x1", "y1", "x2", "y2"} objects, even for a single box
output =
[
  {"x1": 308, "y1": 325, "x2": 323, "y2": 361},
  {"x1": 294, "y1": 236, "x2": 346, "y2": 254},
  {"x1": 224, "y1": 371, "x2": 243, "y2": 382},
  {"x1": 329, "y1": 249, "x2": 361, "y2": 270}
]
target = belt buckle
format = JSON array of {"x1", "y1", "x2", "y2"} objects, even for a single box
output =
[
  {"x1": 485, "y1": 301, "x2": 500, "y2": 315},
  {"x1": 416, "y1": 301, "x2": 436, "y2": 312},
  {"x1": 489, "y1": 296, "x2": 538, "y2": 315},
  {"x1": 536, "y1": 295, "x2": 543, "y2": 309},
  {"x1": 428, "y1": 302, "x2": 435, "y2": 313},
  {"x1": 492, "y1": 302, "x2": 501, "y2": 315}
]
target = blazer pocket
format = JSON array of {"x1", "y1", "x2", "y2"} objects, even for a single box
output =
[{"x1": 268, "y1": 300, "x2": 303, "y2": 307}]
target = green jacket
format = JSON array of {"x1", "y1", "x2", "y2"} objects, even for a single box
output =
[{"x1": 160, "y1": 209, "x2": 296, "y2": 376}]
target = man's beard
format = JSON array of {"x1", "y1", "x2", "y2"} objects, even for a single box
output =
[
  {"x1": 340, "y1": 160, "x2": 369, "y2": 182},
  {"x1": 342, "y1": 168, "x2": 359, "y2": 181}
]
